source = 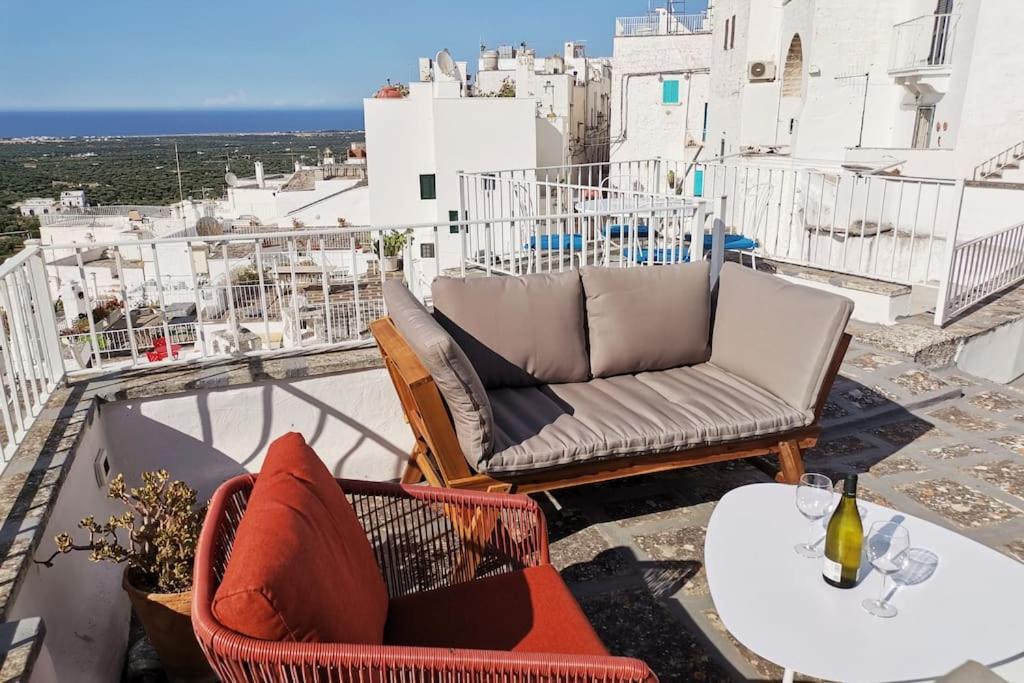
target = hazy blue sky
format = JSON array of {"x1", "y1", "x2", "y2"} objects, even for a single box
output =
[{"x1": 0, "y1": 0, "x2": 709, "y2": 111}]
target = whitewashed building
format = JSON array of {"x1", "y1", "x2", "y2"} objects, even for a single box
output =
[
  {"x1": 475, "y1": 41, "x2": 612, "y2": 167},
  {"x1": 13, "y1": 197, "x2": 60, "y2": 217},
  {"x1": 706, "y1": 0, "x2": 1024, "y2": 181},
  {"x1": 610, "y1": 7, "x2": 713, "y2": 165}
]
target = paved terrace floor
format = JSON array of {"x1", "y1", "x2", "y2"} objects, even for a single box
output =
[
  {"x1": 539, "y1": 338, "x2": 1024, "y2": 681},
  {"x1": 0, "y1": 337, "x2": 1022, "y2": 680}
]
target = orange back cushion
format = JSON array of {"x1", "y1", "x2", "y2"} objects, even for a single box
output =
[{"x1": 212, "y1": 432, "x2": 389, "y2": 643}]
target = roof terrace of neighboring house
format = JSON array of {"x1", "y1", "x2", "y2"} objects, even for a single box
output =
[
  {"x1": 0, "y1": 153, "x2": 1021, "y2": 681},
  {"x1": 614, "y1": 7, "x2": 711, "y2": 37}
]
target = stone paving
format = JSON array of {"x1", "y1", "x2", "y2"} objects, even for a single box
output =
[{"x1": 536, "y1": 339, "x2": 1024, "y2": 682}]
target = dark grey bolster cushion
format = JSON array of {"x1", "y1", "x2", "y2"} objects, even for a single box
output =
[
  {"x1": 383, "y1": 280, "x2": 493, "y2": 462},
  {"x1": 710, "y1": 262, "x2": 853, "y2": 413},
  {"x1": 581, "y1": 263, "x2": 711, "y2": 378},
  {"x1": 432, "y1": 271, "x2": 590, "y2": 389}
]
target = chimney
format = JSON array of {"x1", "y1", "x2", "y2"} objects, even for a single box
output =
[{"x1": 255, "y1": 160, "x2": 265, "y2": 188}]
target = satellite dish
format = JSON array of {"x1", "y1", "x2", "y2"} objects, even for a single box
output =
[
  {"x1": 225, "y1": 172, "x2": 238, "y2": 187},
  {"x1": 435, "y1": 49, "x2": 460, "y2": 80}
]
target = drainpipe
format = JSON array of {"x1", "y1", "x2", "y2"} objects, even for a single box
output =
[{"x1": 615, "y1": 68, "x2": 711, "y2": 146}]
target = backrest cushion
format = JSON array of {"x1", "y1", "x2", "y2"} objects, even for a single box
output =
[
  {"x1": 212, "y1": 432, "x2": 389, "y2": 643},
  {"x1": 432, "y1": 271, "x2": 590, "y2": 388},
  {"x1": 710, "y1": 262, "x2": 853, "y2": 412},
  {"x1": 581, "y1": 263, "x2": 711, "y2": 378},
  {"x1": 384, "y1": 280, "x2": 493, "y2": 460}
]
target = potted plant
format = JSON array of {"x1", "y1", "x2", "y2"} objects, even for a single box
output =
[
  {"x1": 375, "y1": 229, "x2": 409, "y2": 272},
  {"x1": 38, "y1": 471, "x2": 211, "y2": 680}
]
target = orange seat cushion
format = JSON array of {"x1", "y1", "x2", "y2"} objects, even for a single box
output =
[
  {"x1": 384, "y1": 565, "x2": 608, "y2": 655},
  {"x1": 212, "y1": 432, "x2": 388, "y2": 643}
]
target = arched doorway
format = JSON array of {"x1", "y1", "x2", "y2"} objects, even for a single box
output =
[
  {"x1": 782, "y1": 34, "x2": 803, "y2": 98},
  {"x1": 778, "y1": 34, "x2": 804, "y2": 145}
]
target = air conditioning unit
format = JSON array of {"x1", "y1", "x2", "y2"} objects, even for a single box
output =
[{"x1": 748, "y1": 61, "x2": 776, "y2": 82}]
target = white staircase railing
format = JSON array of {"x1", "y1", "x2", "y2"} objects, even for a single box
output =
[
  {"x1": 935, "y1": 218, "x2": 1024, "y2": 325},
  {"x1": 973, "y1": 140, "x2": 1024, "y2": 180}
]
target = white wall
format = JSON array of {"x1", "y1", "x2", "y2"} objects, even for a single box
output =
[
  {"x1": 13, "y1": 406, "x2": 130, "y2": 683},
  {"x1": 285, "y1": 183, "x2": 370, "y2": 227},
  {"x1": 611, "y1": 32, "x2": 713, "y2": 164},
  {"x1": 365, "y1": 85, "x2": 537, "y2": 273},
  {"x1": 100, "y1": 367, "x2": 413, "y2": 502},
  {"x1": 709, "y1": 0, "x2": 1024, "y2": 184}
]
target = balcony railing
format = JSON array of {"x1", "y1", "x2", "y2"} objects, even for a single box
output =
[
  {"x1": 889, "y1": 13, "x2": 958, "y2": 73},
  {"x1": 615, "y1": 12, "x2": 710, "y2": 37}
]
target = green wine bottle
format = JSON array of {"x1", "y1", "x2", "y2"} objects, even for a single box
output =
[{"x1": 822, "y1": 474, "x2": 863, "y2": 589}]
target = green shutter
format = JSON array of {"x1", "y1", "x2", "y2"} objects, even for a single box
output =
[
  {"x1": 419, "y1": 174, "x2": 436, "y2": 200},
  {"x1": 662, "y1": 80, "x2": 680, "y2": 105}
]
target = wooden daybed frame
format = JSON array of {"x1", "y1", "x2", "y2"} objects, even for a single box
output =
[{"x1": 370, "y1": 317, "x2": 851, "y2": 494}]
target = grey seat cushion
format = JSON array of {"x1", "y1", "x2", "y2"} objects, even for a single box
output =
[
  {"x1": 480, "y1": 363, "x2": 811, "y2": 475},
  {"x1": 710, "y1": 263, "x2": 853, "y2": 412},
  {"x1": 432, "y1": 271, "x2": 590, "y2": 389},
  {"x1": 383, "y1": 280, "x2": 493, "y2": 460},
  {"x1": 581, "y1": 263, "x2": 711, "y2": 378}
]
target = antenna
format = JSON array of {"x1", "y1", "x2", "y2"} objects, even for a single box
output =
[
  {"x1": 174, "y1": 143, "x2": 186, "y2": 230},
  {"x1": 224, "y1": 172, "x2": 238, "y2": 187}
]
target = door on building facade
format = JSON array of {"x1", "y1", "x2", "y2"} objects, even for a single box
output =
[{"x1": 912, "y1": 106, "x2": 935, "y2": 149}]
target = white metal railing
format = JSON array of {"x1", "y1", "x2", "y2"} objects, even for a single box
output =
[
  {"x1": 42, "y1": 226, "x2": 396, "y2": 374},
  {"x1": 459, "y1": 162, "x2": 726, "y2": 275},
  {"x1": 38, "y1": 205, "x2": 173, "y2": 226},
  {"x1": 889, "y1": 13, "x2": 958, "y2": 73},
  {"x1": 688, "y1": 162, "x2": 960, "y2": 286},
  {"x1": 465, "y1": 158, "x2": 960, "y2": 287},
  {"x1": 935, "y1": 219, "x2": 1024, "y2": 325},
  {"x1": 0, "y1": 243, "x2": 65, "y2": 465},
  {"x1": 60, "y1": 322, "x2": 199, "y2": 359},
  {"x1": 973, "y1": 140, "x2": 1024, "y2": 180},
  {"x1": 615, "y1": 12, "x2": 709, "y2": 36}
]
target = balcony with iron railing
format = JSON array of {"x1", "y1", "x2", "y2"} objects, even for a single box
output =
[
  {"x1": 889, "y1": 13, "x2": 958, "y2": 75},
  {"x1": 615, "y1": 11, "x2": 710, "y2": 37}
]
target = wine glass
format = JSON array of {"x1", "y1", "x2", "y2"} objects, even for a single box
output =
[
  {"x1": 862, "y1": 521, "x2": 911, "y2": 618},
  {"x1": 794, "y1": 473, "x2": 834, "y2": 558}
]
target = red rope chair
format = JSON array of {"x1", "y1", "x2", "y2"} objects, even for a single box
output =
[{"x1": 193, "y1": 475, "x2": 656, "y2": 682}]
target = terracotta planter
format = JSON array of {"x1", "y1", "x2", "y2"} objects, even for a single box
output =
[{"x1": 122, "y1": 569, "x2": 213, "y2": 681}]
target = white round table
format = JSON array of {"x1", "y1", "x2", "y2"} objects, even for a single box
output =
[
  {"x1": 573, "y1": 197, "x2": 697, "y2": 216},
  {"x1": 705, "y1": 483, "x2": 1024, "y2": 682}
]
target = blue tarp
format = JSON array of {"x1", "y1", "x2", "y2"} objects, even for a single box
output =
[
  {"x1": 602, "y1": 224, "x2": 650, "y2": 238},
  {"x1": 526, "y1": 234, "x2": 585, "y2": 251},
  {"x1": 624, "y1": 234, "x2": 758, "y2": 264}
]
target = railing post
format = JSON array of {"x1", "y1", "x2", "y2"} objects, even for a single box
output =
[
  {"x1": 24, "y1": 242, "x2": 66, "y2": 383},
  {"x1": 933, "y1": 179, "x2": 966, "y2": 326},
  {"x1": 688, "y1": 200, "x2": 703, "y2": 263},
  {"x1": 710, "y1": 196, "x2": 727, "y2": 288}
]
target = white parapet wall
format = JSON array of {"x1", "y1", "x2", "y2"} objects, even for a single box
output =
[{"x1": 11, "y1": 362, "x2": 414, "y2": 682}]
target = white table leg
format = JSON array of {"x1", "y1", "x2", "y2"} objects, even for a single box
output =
[{"x1": 782, "y1": 667, "x2": 795, "y2": 683}]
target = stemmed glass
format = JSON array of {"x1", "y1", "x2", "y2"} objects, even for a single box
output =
[
  {"x1": 794, "y1": 473, "x2": 834, "y2": 558},
  {"x1": 862, "y1": 521, "x2": 911, "y2": 618}
]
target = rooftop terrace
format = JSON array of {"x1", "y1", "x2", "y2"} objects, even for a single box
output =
[
  {"x1": 0, "y1": 157, "x2": 1022, "y2": 680},
  {"x1": 0, "y1": 332, "x2": 1021, "y2": 680}
]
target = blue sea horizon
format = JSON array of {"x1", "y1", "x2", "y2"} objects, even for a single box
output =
[{"x1": 0, "y1": 109, "x2": 365, "y2": 138}]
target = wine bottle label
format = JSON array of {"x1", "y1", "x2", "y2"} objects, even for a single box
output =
[{"x1": 822, "y1": 556, "x2": 843, "y2": 582}]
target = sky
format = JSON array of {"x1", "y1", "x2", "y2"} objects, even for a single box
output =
[{"x1": 0, "y1": 0, "x2": 708, "y2": 111}]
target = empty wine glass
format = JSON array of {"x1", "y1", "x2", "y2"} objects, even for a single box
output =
[
  {"x1": 862, "y1": 521, "x2": 911, "y2": 618},
  {"x1": 794, "y1": 473, "x2": 834, "y2": 558}
]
